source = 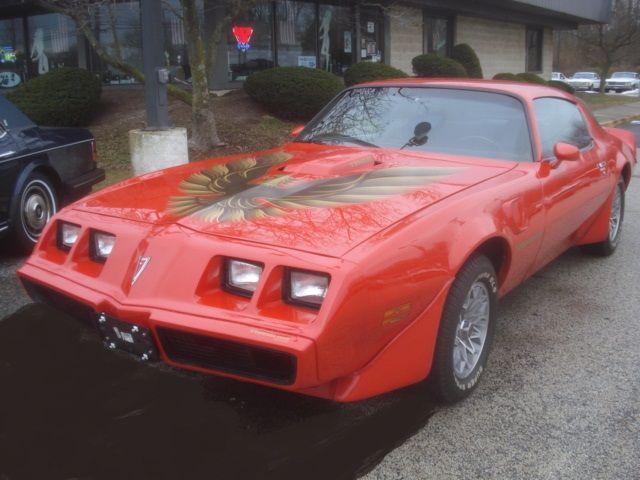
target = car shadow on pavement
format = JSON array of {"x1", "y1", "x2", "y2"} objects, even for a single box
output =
[{"x1": 0, "y1": 304, "x2": 437, "y2": 480}]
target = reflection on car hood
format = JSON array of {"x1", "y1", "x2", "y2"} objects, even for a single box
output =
[{"x1": 73, "y1": 143, "x2": 514, "y2": 257}]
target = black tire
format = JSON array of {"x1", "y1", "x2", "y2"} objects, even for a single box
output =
[
  {"x1": 429, "y1": 254, "x2": 498, "y2": 404},
  {"x1": 582, "y1": 179, "x2": 625, "y2": 257},
  {"x1": 9, "y1": 172, "x2": 58, "y2": 253}
]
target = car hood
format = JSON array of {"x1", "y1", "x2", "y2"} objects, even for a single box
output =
[
  {"x1": 606, "y1": 77, "x2": 635, "y2": 81},
  {"x1": 73, "y1": 143, "x2": 514, "y2": 257}
]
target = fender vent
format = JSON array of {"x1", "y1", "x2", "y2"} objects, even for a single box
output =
[{"x1": 156, "y1": 327, "x2": 296, "y2": 385}]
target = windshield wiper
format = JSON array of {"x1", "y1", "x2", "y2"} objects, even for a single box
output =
[{"x1": 302, "y1": 133, "x2": 380, "y2": 148}]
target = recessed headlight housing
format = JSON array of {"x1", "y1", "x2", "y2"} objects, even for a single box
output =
[
  {"x1": 90, "y1": 230, "x2": 116, "y2": 263},
  {"x1": 285, "y1": 269, "x2": 330, "y2": 309},
  {"x1": 57, "y1": 222, "x2": 81, "y2": 251},
  {"x1": 224, "y1": 259, "x2": 264, "y2": 297}
]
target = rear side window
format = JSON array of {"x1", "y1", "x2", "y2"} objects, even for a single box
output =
[
  {"x1": 534, "y1": 98, "x2": 592, "y2": 158},
  {"x1": 0, "y1": 96, "x2": 35, "y2": 130}
]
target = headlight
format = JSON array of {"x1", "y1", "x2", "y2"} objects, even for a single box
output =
[
  {"x1": 57, "y1": 221, "x2": 81, "y2": 251},
  {"x1": 285, "y1": 269, "x2": 330, "y2": 309},
  {"x1": 90, "y1": 230, "x2": 115, "y2": 262},
  {"x1": 224, "y1": 259, "x2": 264, "y2": 296}
]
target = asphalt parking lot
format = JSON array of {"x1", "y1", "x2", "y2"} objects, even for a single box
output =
[{"x1": 0, "y1": 125, "x2": 638, "y2": 479}]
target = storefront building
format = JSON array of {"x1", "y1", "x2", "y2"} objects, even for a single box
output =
[{"x1": 0, "y1": 0, "x2": 611, "y2": 91}]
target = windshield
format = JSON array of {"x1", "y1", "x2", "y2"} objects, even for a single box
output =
[
  {"x1": 299, "y1": 87, "x2": 532, "y2": 162},
  {"x1": 612, "y1": 72, "x2": 635, "y2": 78},
  {"x1": 573, "y1": 73, "x2": 595, "y2": 79}
]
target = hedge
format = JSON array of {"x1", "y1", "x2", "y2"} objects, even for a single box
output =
[
  {"x1": 515, "y1": 72, "x2": 547, "y2": 85},
  {"x1": 548, "y1": 80, "x2": 575, "y2": 94},
  {"x1": 493, "y1": 73, "x2": 520, "y2": 81},
  {"x1": 6, "y1": 67, "x2": 102, "y2": 127},
  {"x1": 451, "y1": 44, "x2": 483, "y2": 79},
  {"x1": 344, "y1": 62, "x2": 408, "y2": 87},
  {"x1": 412, "y1": 54, "x2": 468, "y2": 78},
  {"x1": 244, "y1": 66, "x2": 343, "y2": 120}
]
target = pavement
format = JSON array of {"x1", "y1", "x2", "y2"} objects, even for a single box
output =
[
  {"x1": 0, "y1": 124, "x2": 638, "y2": 480},
  {"x1": 365, "y1": 123, "x2": 640, "y2": 480},
  {"x1": 593, "y1": 100, "x2": 640, "y2": 126}
]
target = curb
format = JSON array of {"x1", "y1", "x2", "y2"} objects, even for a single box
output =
[{"x1": 599, "y1": 113, "x2": 640, "y2": 127}]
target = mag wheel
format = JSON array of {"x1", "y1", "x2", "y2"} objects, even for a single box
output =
[
  {"x1": 11, "y1": 173, "x2": 57, "y2": 253},
  {"x1": 582, "y1": 179, "x2": 625, "y2": 257},
  {"x1": 430, "y1": 255, "x2": 497, "y2": 404}
]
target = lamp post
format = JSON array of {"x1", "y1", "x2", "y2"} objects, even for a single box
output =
[
  {"x1": 129, "y1": 0, "x2": 188, "y2": 175},
  {"x1": 141, "y1": 0, "x2": 169, "y2": 129}
]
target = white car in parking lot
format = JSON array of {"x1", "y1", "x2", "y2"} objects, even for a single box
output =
[
  {"x1": 605, "y1": 72, "x2": 640, "y2": 93},
  {"x1": 567, "y1": 72, "x2": 601, "y2": 91},
  {"x1": 551, "y1": 72, "x2": 568, "y2": 83}
]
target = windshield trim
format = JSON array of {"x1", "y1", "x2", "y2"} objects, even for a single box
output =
[{"x1": 296, "y1": 84, "x2": 538, "y2": 163}]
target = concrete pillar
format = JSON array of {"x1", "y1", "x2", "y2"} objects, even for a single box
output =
[{"x1": 129, "y1": 128, "x2": 189, "y2": 176}]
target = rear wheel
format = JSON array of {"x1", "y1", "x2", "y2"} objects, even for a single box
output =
[
  {"x1": 582, "y1": 179, "x2": 624, "y2": 257},
  {"x1": 430, "y1": 255, "x2": 498, "y2": 403},
  {"x1": 10, "y1": 172, "x2": 57, "y2": 253}
]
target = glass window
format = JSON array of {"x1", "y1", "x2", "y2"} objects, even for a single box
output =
[
  {"x1": 534, "y1": 98, "x2": 592, "y2": 158},
  {"x1": 318, "y1": 4, "x2": 354, "y2": 75},
  {"x1": 91, "y1": 1, "x2": 142, "y2": 84},
  {"x1": 359, "y1": 8, "x2": 384, "y2": 63},
  {"x1": 162, "y1": 0, "x2": 190, "y2": 81},
  {"x1": 301, "y1": 87, "x2": 533, "y2": 162},
  {"x1": 227, "y1": 2, "x2": 274, "y2": 82},
  {"x1": 0, "y1": 96, "x2": 35, "y2": 130},
  {"x1": 424, "y1": 14, "x2": 451, "y2": 56},
  {"x1": 27, "y1": 14, "x2": 78, "y2": 77},
  {"x1": 526, "y1": 27, "x2": 543, "y2": 73},
  {"x1": 0, "y1": 18, "x2": 26, "y2": 89},
  {"x1": 276, "y1": 1, "x2": 317, "y2": 68}
]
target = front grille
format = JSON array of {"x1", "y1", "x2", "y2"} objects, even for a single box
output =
[
  {"x1": 21, "y1": 278, "x2": 95, "y2": 322},
  {"x1": 156, "y1": 327, "x2": 297, "y2": 385}
]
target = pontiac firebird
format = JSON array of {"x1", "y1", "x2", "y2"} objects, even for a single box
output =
[{"x1": 18, "y1": 79, "x2": 636, "y2": 403}]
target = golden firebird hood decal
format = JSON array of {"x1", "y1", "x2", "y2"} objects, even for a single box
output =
[{"x1": 168, "y1": 151, "x2": 462, "y2": 223}]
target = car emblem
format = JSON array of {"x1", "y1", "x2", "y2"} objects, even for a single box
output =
[{"x1": 131, "y1": 256, "x2": 151, "y2": 286}]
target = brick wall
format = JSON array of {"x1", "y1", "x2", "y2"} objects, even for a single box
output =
[
  {"x1": 388, "y1": 5, "x2": 423, "y2": 74},
  {"x1": 455, "y1": 16, "x2": 554, "y2": 80},
  {"x1": 455, "y1": 16, "x2": 526, "y2": 79}
]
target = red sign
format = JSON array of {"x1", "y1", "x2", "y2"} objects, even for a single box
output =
[{"x1": 232, "y1": 26, "x2": 254, "y2": 51}]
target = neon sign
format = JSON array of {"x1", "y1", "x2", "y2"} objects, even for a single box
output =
[{"x1": 232, "y1": 26, "x2": 254, "y2": 52}]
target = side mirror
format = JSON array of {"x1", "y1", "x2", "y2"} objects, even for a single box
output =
[
  {"x1": 553, "y1": 142, "x2": 580, "y2": 162},
  {"x1": 289, "y1": 125, "x2": 305, "y2": 138}
]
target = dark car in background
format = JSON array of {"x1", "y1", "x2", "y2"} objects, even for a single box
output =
[{"x1": 0, "y1": 96, "x2": 104, "y2": 252}]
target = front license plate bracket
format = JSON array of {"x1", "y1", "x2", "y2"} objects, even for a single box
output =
[{"x1": 96, "y1": 313, "x2": 158, "y2": 361}]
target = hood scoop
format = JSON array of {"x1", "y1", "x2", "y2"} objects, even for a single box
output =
[{"x1": 280, "y1": 153, "x2": 381, "y2": 177}]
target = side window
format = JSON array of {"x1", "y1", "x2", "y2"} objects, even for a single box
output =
[{"x1": 533, "y1": 98, "x2": 592, "y2": 159}]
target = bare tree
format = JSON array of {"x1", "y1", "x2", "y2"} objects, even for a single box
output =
[
  {"x1": 37, "y1": 0, "x2": 191, "y2": 104},
  {"x1": 574, "y1": 0, "x2": 640, "y2": 92},
  {"x1": 180, "y1": 0, "x2": 221, "y2": 150}
]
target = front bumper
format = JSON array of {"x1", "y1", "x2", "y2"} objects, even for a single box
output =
[{"x1": 19, "y1": 263, "x2": 318, "y2": 392}]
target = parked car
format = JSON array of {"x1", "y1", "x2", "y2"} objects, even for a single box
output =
[
  {"x1": 551, "y1": 72, "x2": 568, "y2": 82},
  {"x1": 567, "y1": 72, "x2": 601, "y2": 91},
  {"x1": 605, "y1": 71, "x2": 640, "y2": 93},
  {"x1": 19, "y1": 79, "x2": 635, "y2": 403},
  {"x1": 0, "y1": 96, "x2": 104, "y2": 251}
]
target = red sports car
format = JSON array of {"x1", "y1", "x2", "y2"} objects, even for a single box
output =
[{"x1": 18, "y1": 79, "x2": 636, "y2": 403}]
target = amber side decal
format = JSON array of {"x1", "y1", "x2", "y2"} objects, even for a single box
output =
[{"x1": 169, "y1": 151, "x2": 462, "y2": 223}]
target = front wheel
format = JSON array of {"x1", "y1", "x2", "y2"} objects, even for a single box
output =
[
  {"x1": 10, "y1": 172, "x2": 58, "y2": 253},
  {"x1": 429, "y1": 255, "x2": 498, "y2": 403},
  {"x1": 582, "y1": 179, "x2": 624, "y2": 257}
]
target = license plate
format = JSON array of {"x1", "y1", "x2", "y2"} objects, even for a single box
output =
[{"x1": 96, "y1": 313, "x2": 158, "y2": 361}]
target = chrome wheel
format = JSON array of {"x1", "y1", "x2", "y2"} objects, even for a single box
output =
[
  {"x1": 453, "y1": 280, "x2": 490, "y2": 380},
  {"x1": 21, "y1": 179, "x2": 56, "y2": 243},
  {"x1": 609, "y1": 185, "x2": 622, "y2": 242}
]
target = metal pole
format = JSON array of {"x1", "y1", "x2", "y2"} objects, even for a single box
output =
[{"x1": 141, "y1": 0, "x2": 169, "y2": 129}]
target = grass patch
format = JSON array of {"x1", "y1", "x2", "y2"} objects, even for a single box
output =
[{"x1": 576, "y1": 93, "x2": 640, "y2": 111}]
